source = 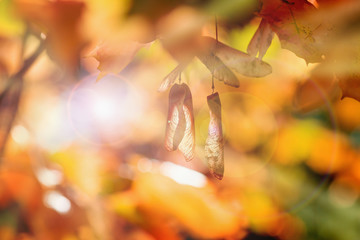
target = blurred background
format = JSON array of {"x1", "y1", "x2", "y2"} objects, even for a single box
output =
[{"x1": 1, "y1": 0, "x2": 360, "y2": 239}]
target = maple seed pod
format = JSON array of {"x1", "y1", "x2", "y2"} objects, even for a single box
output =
[
  {"x1": 165, "y1": 84, "x2": 186, "y2": 151},
  {"x1": 164, "y1": 83, "x2": 195, "y2": 161},
  {"x1": 247, "y1": 18, "x2": 274, "y2": 60},
  {"x1": 178, "y1": 84, "x2": 195, "y2": 161},
  {"x1": 205, "y1": 92, "x2": 224, "y2": 180}
]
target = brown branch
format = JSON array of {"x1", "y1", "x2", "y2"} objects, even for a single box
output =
[{"x1": 0, "y1": 40, "x2": 45, "y2": 160}]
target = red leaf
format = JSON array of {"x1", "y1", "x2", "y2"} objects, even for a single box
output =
[{"x1": 260, "y1": 0, "x2": 327, "y2": 63}]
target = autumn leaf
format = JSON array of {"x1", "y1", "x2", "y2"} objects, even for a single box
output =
[
  {"x1": 13, "y1": 0, "x2": 86, "y2": 74},
  {"x1": 205, "y1": 92, "x2": 224, "y2": 180},
  {"x1": 293, "y1": 65, "x2": 341, "y2": 113},
  {"x1": 0, "y1": 166, "x2": 42, "y2": 211},
  {"x1": 0, "y1": 0, "x2": 25, "y2": 37},
  {"x1": 260, "y1": 0, "x2": 329, "y2": 63},
  {"x1": 89, "y1": 40, "x2": 148, "y2": 81},
  {"x1": 161, "y1": 35, "x2": 273, "y2": 91},
  {"x1": 133, "y1": 173, "x2": 243, "y2": 238},
  {"x1": 307, "y1": 130, "x2": 355, "y2": 174},
  {"x1": 157, "y1": 6, "x2": 204, "y2": 63},
  {"x1": 325, "y1": 32, "x2": 360, "y2": 101},
  {"x1": 0, "y1": 36, "x2": 22, "y2": 76},
  {"x1": 338, "y1": 75, "x2": 360, "y2": 101}
]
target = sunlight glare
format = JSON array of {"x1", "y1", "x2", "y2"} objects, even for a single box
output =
[
  {"x1": 44, "y1": 191, "x2": 71, "y2": 214},
  {"x1": 36, "y1": 168, "x2": 62, "y2": 187},
  {"x1": 11, "y1": 125, "x2": 30, "y2": 145},
  {"x1": 160, "y1": 161, "x2": 206, "y2": 188}
]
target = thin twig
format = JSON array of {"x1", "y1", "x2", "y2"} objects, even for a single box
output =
[
  {"x1": 12, "y1": 42, "x2": 46, "y2": 80},
  {"x1": 1, "y1": 41, "x2": 45, "y2": 99},
  {"x1": 212, "y1": 15, "x2": 219, "y2": 94},
  {"x1": 215, "y1": 15, "x2": 218, "y2": 43},
  {"x1": 0, "y1": 38, "x2": 45, "y2": 160}
]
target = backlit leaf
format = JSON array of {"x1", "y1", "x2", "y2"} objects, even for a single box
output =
[
  {"x1": 90, "y1": 40, "x2": 148, "y2": 81},
  {"x1": 259, "y1": 0, "x2": 329, "y2": 63},
  {"x1": 133, "y1": 173, "x2": 242, "y2": 238},
  {"x1": 293, "y1": 65, "x2": 340, "y2": 112},
  {"x1": 339, "y1": 75, "x2": 360, "y2": 101},
  {"x1": 14, "y1": 0, "x2": 86, "y2": 74}
]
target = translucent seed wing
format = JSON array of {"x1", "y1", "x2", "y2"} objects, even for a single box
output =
[
  {"x1": 205, "y1": 92, "x2": 224, "y2": 180},
  {"x1": 165, "y1": 84, "x2": 186, "y2": 151},
  {"x1": 247, "y1": 19, "x2": 274, "y2": 60},
  {"x1": 200, "y1": 36, "x2": 272, "y2": 78},
  {"x1": 197, "y1": 53, "x2": 240, "y2": 88},
  {"x1": 158, "y1": 63, "x2": 187, "y2": 92},
  {"x1": 178, "y1": 84, "x2": 195, "y2": 161}
]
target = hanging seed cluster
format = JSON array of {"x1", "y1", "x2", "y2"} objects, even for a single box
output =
[{"x1": 159, "y1": 20, "x2": 274, "y2": 179}]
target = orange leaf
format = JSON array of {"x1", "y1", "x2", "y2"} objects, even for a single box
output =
[
  {"x1": 133, "y1": 173, "x2": 242, "y2": 238},
  {"x1": 205, "y1": 92, "x2": 224, "y2": 180},
  {"x1": 14, "y1": 0, "x2": 86, "y2": 74},
  {"x1": 260, "y1": 0, "x2": 327, "y2": 63},
  {"x1": 158, "y1": 6, "x2": 204, "y2": 63},
  {"x1": 339, "y1": 75, "x2": 360, "y2": 101},
  {"x1": 293, "y1": 65, "x2": 340, "y2": 112},
  {"x1": 90, "y1": 40, "x2": 148, "y2": 81},
  {"x1": 0, "y1": 37, "x2": 22, "y2": 76}
]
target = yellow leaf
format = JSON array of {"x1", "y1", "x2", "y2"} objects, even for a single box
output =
[{"x1": 133, "y1": 173, "x2": 242, "y2": 239}]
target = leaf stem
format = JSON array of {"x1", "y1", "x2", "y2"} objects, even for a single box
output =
[{"x1": 212, "y1": 15, "x2": 218, "y2": 94}]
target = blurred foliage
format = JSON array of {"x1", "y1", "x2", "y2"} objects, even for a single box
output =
[{"x1": 0, "y1": 0, "x2": 360, "y2": 240}]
